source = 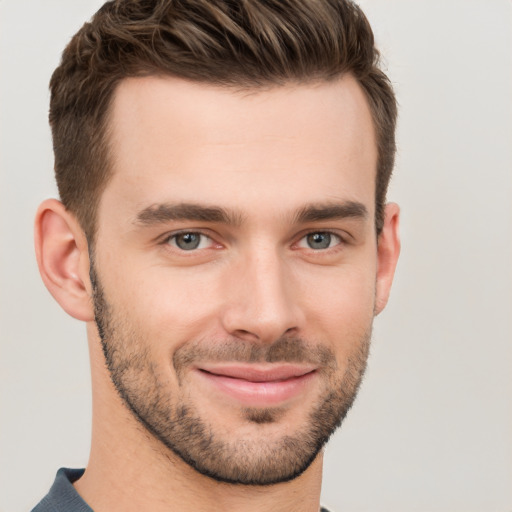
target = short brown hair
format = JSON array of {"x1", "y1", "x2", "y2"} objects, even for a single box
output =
[{"x1": 50, "y1": 0, "x2": 397, "y2": 240}]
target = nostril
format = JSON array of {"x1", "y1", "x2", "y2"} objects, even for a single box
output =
[{"x1": 232, "y1": 329, "x2": 261, "y2": 342}]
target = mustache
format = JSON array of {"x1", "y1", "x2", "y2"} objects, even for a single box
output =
[{"x1": 173, "y1": 337, "x2": 336, "y2": 373}]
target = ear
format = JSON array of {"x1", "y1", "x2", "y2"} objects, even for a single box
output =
[
  {"x1": 34, "y1": 198, "x2": 95, "y2": 322},
  {"x1": 375, "y1": 202, "x2": 401, "y2": 315}
]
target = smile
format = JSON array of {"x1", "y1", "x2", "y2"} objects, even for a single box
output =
[{"x1": 194, "y1": 364, "x2": 318, "y2": 407}]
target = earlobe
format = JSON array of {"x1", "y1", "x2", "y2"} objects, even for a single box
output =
[
  {"x1": 375, "y1": 202, "x2": 401, "y2": 315},
  {"x1": 34, "y1": 199, "x2": 95, "y2": 322}
]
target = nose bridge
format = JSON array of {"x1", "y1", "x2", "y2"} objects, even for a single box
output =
[{"x1": 221, "y1": 242, "x2": 301, "y2": 343}]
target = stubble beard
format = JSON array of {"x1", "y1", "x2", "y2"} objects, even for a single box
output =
[{"x1": 90, "y1": 263, "x2": 372, "y2": 485}]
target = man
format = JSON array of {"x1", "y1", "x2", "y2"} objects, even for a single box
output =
[{"x1": 32, "y1": 0, "x2": 400, "y2": 510}]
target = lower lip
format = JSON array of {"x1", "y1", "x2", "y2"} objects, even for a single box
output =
[{"x1": 195, "y1": 370, "x2": 316, "y2": 407}]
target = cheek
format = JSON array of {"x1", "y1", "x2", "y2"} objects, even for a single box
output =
[
  {"x1": 298, "y1": 265, "x2": 376, "y2": 350},
  {"x1": 106, "y1": 262, "x2": 224, "y2": 343},
  {"x1": 99, "y1": 245, "x2": 377, "y2": 358}
]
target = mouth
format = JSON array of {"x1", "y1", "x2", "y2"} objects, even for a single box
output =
[{"x1": 194, "y1": 363, "x2": 318, "y2": 407}]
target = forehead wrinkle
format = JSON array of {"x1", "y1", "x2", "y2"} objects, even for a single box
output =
[{"x1": 134, "y1": 202, "x2": 245, "y2": 227}]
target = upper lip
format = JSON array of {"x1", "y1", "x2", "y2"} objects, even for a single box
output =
[{"x1": 196, "y1": 364, "x2": 317, "y2": 382}]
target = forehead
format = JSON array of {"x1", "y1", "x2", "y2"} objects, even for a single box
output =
[{"x1": 102, "y1": 75, "x2": 377, "y2": 223}]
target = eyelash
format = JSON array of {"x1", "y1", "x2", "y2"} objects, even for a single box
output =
[
  {"x1": 160, "y1": 229, "x2": 347, "y2": 253},
  {"x1": 162, "y1": 230, "x2": 217, "y2": 251},
  {"x1": 295, "y1": 231, "x2": 344, "y2": 251}
]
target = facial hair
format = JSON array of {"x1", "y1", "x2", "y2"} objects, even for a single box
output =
[{"x1": 90, "y1": 261, "x2": 371, "y2": 485}]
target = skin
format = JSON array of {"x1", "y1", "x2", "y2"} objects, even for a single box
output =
[{"x1": 35, "y1": 74, "x2": 400, "y2": 512}]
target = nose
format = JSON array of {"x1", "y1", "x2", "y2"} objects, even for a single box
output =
[{"x1": 220, "y1": 248, "x2": 304, "y2": 344}]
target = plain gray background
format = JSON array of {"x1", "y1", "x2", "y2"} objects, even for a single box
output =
[{"x1": 1, "y1": 1, "x2": 511, "y2": 511}]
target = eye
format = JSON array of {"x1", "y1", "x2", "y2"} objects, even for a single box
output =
[
  {"x1": 297, "y1": 232, "x2": 342, "y2": 250},
  {"x1": 167, "y1": 232, "x2": 213, "y2": 251}
]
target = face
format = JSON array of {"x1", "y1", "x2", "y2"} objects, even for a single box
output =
[{"x1": 91, "y1": 75, "x2": 384, "y2": 485}]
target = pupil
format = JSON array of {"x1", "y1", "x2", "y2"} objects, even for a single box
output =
[
  {"x1": 177, "y1": 233, "x2": 200, "y2": 250},
  {"x1": 308, "y1": 232, "x2": 330, "y2": 249}
]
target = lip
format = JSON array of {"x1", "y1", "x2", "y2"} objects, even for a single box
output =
[{"x1": 194, "y1": 364, "x2": 317, "y2": 407}]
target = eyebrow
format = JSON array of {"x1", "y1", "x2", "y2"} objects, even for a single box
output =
[
  {"x1": 135, "y1": 203, "x2": 244, "y2": 226},
  {"x1": 293, "y1": 201, "x2": 368, "y2": 224},
  {"x1": 134, "y1": 200, "x2": 368, "y2": 228}
]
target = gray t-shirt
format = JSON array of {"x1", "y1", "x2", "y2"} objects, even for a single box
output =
[
  {"x1": 31, "y1": 468, "x2": 92, "y2": 512},
  {"x1": 32, "y1": 468, "x2": 332, "y2": 512}
]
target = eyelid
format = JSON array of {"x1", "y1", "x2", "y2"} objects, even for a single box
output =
[
  {"x1": 293, "y1": 229, "x2": 348, "y2": 250},
  {"x1": 159, "y1": 229, "x2": 220, "y2": 250},
  {"x1": 156, "y1": 227, "x2": 351, "y2": 252}
]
